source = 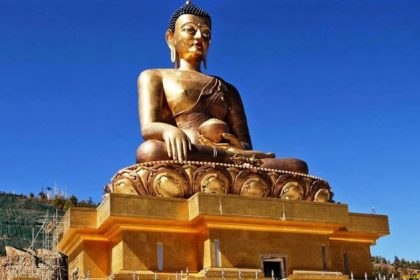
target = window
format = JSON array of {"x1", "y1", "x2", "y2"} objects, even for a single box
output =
[
  {"x1": 157, "y1": 242, "x2": 163, "y2": 271},
  {"x1": 214, "y1": 239, "x2": 221, "y2": 267},
  {"x1": 321, "y1": 245, "x2": 327, "y2": 271},
  {"x1": 343, "y1": 252, "x2": 350, "y2": 275}
]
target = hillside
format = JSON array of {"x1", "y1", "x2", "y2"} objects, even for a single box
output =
[
  {"x1": 0, "y1": 191, "x2": 96, "y2": 256},
  {"x1": 372, "y1": 256, "x2": 420, "y2": 279},
  {"x1": 0, "y1": 192, "x2": 62, "y2": 255}
]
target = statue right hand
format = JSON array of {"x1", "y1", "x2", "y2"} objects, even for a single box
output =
[
  {"x1": 162, "y1": 127, "x2": 192, "y2": 162},
  {"x1": 222, "y1": 133, "x2": 244, "y2": 149}
]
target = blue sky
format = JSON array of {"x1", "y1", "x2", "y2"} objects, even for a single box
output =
[{"x1": 0, "y1": 0, "x2": 419, "y2": 261}]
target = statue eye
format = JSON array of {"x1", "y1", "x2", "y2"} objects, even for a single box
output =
[
  {"x1": 202, "y1": 31, "x2": 211, "y2": 39},
  {"x1": 182, "y1": 26, "x2": 196, "y2": 34}
]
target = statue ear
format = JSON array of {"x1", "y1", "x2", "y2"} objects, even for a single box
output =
[
  {"x1": 166, "y1": 30, "x2": 178, "y2": 67},
  {"x1": 165, "y1": 29, "x2": 174, "y2": 48}
]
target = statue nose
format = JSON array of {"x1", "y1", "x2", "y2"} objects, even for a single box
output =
[{"x1": 194, "y1": 29, "x2": 202, "y2": 39}]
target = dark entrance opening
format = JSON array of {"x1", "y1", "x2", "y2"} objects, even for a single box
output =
[
  {"x1": 262, "y1": 257, "x2": 286, "y2": 279},
  {"x1": 263, "y1": 260, "x2": 281, "y2": 278}
]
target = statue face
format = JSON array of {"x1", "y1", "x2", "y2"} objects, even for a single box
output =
[{"x1": 170, "y1": 14, "x2": 211, "y2": 63}]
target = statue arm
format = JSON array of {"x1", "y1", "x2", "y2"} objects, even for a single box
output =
[
  {"x1": 138, "y1": 70, "x2": 166, "y2": 140},
  {"x1": 138, "y1": 70, "x2": 191, "y2": 161},
  {"x1": 225, "y1": 84, "x2": 253, "y2": 150}
]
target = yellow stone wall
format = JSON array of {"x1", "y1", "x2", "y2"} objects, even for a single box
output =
[
  {"x1": 111, "y1": 240, "x2": 123, "y2": 275},
  {"x1": 209, "y1": 229, "x2": 330, "y2": 273},
  {"x1": 58, "y1": 193, "x2": 389, "y2": 279},
  {"x1": 120, "y1": 231, "x2": 200, "y2": 272},
  {"x1": 329, "y1": 240, "x2": 371, "y2": 276},
  {"x1": 84, "y1": 241, "x2": 109, "y2": 276}
]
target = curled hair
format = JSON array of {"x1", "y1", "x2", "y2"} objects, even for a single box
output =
[{"x1": 168, "y1": 1, "x2": 211, "y2": 32}]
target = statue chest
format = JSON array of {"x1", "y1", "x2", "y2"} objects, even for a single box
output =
[
  {"x1": 165, "y1": 87, "x2": 202, "y2": 113},
  {"x1": 163, "y1": 77, "x2": 229, "y2": 119}
]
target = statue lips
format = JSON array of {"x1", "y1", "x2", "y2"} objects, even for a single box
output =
[
  {"x1": 193, "y1": 41, "x2": 203, "y2": 48},
  {"x1": 191, "y1": 41, "x2": 203, "y2": 53}
]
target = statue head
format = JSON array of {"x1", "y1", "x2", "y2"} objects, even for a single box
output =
[{"x1": 166, "y1": 1, "x2": 212, "y2": 69}]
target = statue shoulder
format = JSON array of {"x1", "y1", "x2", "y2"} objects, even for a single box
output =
[
  {"x1": 138, "y1": 68, "x2": 180, "y2": 86},
  {"x1": 213, "y1": 76, "x2": 240, "y2": 97},
  {"x1": 137, "y1": 69, "x2": 164, "y2": 85}
]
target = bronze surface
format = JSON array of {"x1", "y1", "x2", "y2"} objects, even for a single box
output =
[
  {"x1": 106, "y1": 160, "x2": 332, "y2": 201},
  {"x1": 135, "y1": 14, "x2": 307, "y2": 175}
]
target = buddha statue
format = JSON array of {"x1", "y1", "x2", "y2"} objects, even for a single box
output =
[
  {"x1": 135, "y1": 1, "x2": 308, "y2": 174},
  {"x1": 107, "y1": 1, "x2": 333, "y2": 202}
]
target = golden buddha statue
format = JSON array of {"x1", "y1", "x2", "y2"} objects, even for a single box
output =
[
  {"x1": 135, "y1": 1, "x2": 308, "y2": 174},
  {"x1": 107, "y1": 1, "x2": 332, "y2": 201}
]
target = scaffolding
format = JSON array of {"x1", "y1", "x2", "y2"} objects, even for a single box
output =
[{"x1": 0, "y1": 210, "x2": 67, "y2": 280}]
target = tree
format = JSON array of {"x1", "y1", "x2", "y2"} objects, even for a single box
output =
[
  {"x1": 38, "y1": 191, "x2": 47, "y2": 201},
  {"x1": 52, "y1": 195, "x2": 66, "y2": 210},
  {"x1": 394, "y1": 256, "x2": 401, "y2": 269},
  {"x1": 69, "y1": 195, "x2": 78, "y2": 207}
]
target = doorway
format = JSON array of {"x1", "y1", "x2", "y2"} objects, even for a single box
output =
[{"x1": 262, "y1": 257, "x2": 286, "y2": 279}]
